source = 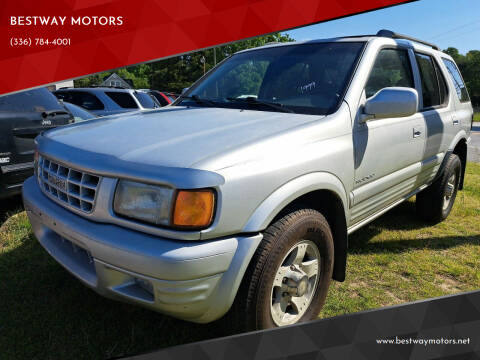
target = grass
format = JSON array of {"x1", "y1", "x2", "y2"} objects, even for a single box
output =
[
  {"x1": 1, "y1": 163, "x2": 480, "y2": 359},
  {"x1": 474, "y1": 112, "x2": 480, "y2": 122}
]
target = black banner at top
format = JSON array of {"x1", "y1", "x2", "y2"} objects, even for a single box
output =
[{"x1": 122, "y1": 290, "x2": 480, "y2": 360}]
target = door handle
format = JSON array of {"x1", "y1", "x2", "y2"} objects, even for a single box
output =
[
  {"x1": 413, "y1": 128, "x2": 422, "y2": 138},
  {"x1": 453, "y1": 119, "x2": 459, "y2": 125}
]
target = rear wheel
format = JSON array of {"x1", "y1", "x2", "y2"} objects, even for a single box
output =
[
  {"x1": 416, "y1": 154, "x2": 461, "y2": 223},
  {"x1": 230, "y1": 208, "x2": 334, "y2": 331}
]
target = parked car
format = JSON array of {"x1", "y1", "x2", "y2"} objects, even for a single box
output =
[
  {"x1": 0, "y1": 88, "x2": 74, "y2": 199},
  {"x1": 62, "y1": 102, "x2": 98, "y2": 122},
  {"x1": 139, "y1": 89, "x2": 176, "y2": 107},
  {"x1": 23, "y1": 30, "x2": 473, "y2": 330},
  {"x1": 166, "y1": 92, "x2": 178, "y2": 100},
  {"x1": 53, "y1": 87, "x2": 160, "y2": 116}
]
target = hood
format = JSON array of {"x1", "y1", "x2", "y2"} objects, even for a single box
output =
[{"x1": 42, "y1": 106, "x2": 321, "y2": 170}]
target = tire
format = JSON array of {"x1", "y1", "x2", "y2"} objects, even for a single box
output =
[
  {"x1": 230, "y1": 208, "x2": 334, "y2": 331},
  {"x1": 416, "y1": 154, "x2": 461, "y2": 223}
]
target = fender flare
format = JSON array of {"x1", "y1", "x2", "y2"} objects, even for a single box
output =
[
  {"x1": 436, "y1": 131, "x2": 468, "y2": 188},
  {"x1": 242, "y1": 172, "x2": 349, "y2": 232},
  {"x1": 242, "y1": 172, "x2": 350, "y2": 282}
]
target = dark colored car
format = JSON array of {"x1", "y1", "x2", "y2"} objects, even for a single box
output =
[{"x1": 0, "y1": 88, "x2": 74, "y2": 199}]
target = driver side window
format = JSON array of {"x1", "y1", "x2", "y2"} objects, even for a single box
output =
[{"x1": 366, "y1": 49, "x2": 414, "y2": 98}]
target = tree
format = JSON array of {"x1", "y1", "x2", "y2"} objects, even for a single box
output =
[
  {"x1": 151, "y1": 32, "x2": 293, "y2": 93},
  {"x1": 444, "y1": 47, "x2": 461, "y2": 61},
  {"x1": 464, "y1": 50, "x2": 480, "y2": 104},
  {"x1": 74, "y1": 33, "x2": 293, "y2": 93},
  {"x1": 74, "y1": 71, "x2": 110, "y2": 87}
]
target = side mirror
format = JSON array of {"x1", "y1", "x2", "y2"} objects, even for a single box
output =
[
  {"x1": 181, "y1": 87, "x2": 189, "y2": 95},
  {"x1": 361, "y1": 87, "x2": 418, "y2": 122}
]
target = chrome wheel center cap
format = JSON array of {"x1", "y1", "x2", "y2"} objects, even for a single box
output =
[{"x1": 285, "y1": 266, "x2": 309, "y2": 297}]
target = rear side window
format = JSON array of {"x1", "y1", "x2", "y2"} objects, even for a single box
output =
[
  {"x1": 105, "y1": 92, "x2": 138, "y2": 109},
  {"x1": 366, "y1": 49, "x2": 414, "y2": 98},
  {"x1": 442, "y1": 58, "x2": 470, "y2": 102},
  {"x1": 415, "y1": 53, "x2": 447, "y2": 109},
  {"x1": 58, "y1": 91, "x2": 104, "y2": 110},
  {"x1": 0, "y1": 88, "x2": 63, "y2": 112},
  {"x1": 435, "y1": 60, "x2": 448, "y2": 105}
]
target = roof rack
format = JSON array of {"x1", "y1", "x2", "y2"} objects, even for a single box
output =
[
  {"x1": 376, "y1": 29, "x2": 439, "y2": 50},
  {"x1": 88, "y1": 85, "x2": 130, "y2": 89}
]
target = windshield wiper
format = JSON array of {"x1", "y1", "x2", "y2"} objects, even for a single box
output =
[
  {"x1": 226, "y1": 97, "x2": 294, "y2": 113},
  {"x1": 180, "y1": 95, "x2": 218, "y2": 107}
]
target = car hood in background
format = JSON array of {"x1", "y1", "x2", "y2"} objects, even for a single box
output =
[{"x1": 41, "y1": 106, "x2": 321, "y2": 170}]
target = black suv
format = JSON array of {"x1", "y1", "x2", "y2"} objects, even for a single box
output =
[{"x1": 0, "y1": 88, "x2": 73, "y2": 199}]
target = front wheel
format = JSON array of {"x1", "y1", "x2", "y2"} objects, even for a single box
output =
[{"x1": 231, "y1": 208, "x2": 334, "y2": 331}]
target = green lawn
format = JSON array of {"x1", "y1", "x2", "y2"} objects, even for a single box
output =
[
  {"x1": 1, "y1": 163, "x2": 480, "y2": 359},
  {"x1": 474, "y1": 112, "x2": 480, "y2": 122}
]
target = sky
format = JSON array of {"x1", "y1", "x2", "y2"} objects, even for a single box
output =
[{"x1": 285, "y1": 0, "x2": 480, "y2": 54}]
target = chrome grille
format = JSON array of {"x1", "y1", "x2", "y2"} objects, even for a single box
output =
[{"x1": 38, "y1": 156, "x2": 100, "y2": 213}]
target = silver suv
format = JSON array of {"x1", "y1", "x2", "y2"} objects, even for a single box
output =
[
  {"x1": 22, "y1": 30, "x2": 473, "y2": 330},
  {"x1": 54, "y1": 87, "x2": 160, "y2": 116}
]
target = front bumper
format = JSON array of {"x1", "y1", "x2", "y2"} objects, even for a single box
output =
[
  {"x1": 22, "y1": 176, "x2": 262, "y2": 323},
  {"x1": 0, "y1": 181, "x2": 23, "y2": 199}
]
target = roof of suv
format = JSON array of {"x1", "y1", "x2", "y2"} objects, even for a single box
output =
[
  {"x1": 56, "y1": 87, "x2": 137, "y2": 93},
  {"x1": 238, "y1": 29, "x2": 443, "y2": 56}
]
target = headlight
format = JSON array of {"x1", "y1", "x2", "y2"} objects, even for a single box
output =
[
  {"x1": 114, "y1": 180, "x2": 215, "y2": 229},
  {"x1": 114, "y1": 180, "x2": 174, "y2": 226}
]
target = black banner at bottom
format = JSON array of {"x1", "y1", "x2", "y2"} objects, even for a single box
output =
[{"x1": 123, "y1": 290, "x2": 480, "y2": 359}]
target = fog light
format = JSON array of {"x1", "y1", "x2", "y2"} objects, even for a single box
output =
[{"x1": 135, "y1": 277, "x2": 154, "y2": 295}]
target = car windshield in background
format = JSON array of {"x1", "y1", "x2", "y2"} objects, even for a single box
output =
[
  {"x1": 134, "y1": 91, "x2": 158, "y2": 108},
  {"x1": 63, "y1": 102, "x2": 97, "y2": 121},
  {"x1": 179, "y1": 42, "x2": 365, "y2": 115},
  {"x1": 0, "y1": 88, "x2": 63, "y2": 112}
]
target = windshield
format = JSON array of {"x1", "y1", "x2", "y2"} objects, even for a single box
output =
[
  {"x1": 178, "y1": 42, "x2": 364, "y2": 115},
  {"x1": 64, "y1": 102, "x2": 96, "y2": 120},
  {"x1": 0, "y1": 88, "x2": 64, "y2": 112}
]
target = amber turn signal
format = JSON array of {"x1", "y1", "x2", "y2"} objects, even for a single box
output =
[{"x1": 173, "y1": 190, "x2": 215, "y2": 228}]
